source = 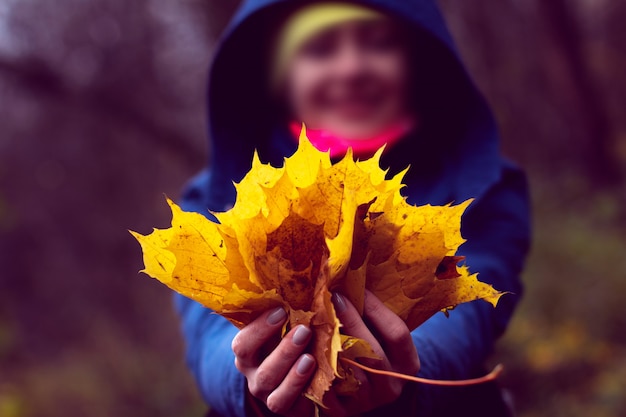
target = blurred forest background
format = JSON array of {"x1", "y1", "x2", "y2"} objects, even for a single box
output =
[{"x1": 0, "y1": 0, "x2": 625, "y2": 416}]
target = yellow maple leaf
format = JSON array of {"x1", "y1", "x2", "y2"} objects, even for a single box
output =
[{"x1": 131, "y1": 127, "x2": 503, "y2": 406}]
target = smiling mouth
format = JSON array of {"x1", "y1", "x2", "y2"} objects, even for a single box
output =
[{"x1": 329, "y1": 95, "x2": 382, "y2": 119}]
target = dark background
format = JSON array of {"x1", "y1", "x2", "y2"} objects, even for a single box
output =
[{"x1": 1, "y1": 1, "x2": 625, "y2": 416}]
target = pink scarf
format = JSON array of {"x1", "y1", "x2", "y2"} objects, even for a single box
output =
[{"x1": 289, "y1": 118, "x2": 415, "y2": 158}]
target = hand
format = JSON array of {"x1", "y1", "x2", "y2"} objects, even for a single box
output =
[
  {"x1": 232, "y1": 307, "x2": 317, "y2": 416},
  {"x1": 322, "y1": 290, "x2": 420, "y2": 416}
]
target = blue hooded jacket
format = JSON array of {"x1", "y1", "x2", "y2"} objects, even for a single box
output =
[{"x1": 175, "y1": 1, "x2": 531, "y2": 416}]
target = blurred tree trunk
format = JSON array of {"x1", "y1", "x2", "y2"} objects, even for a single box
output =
[{"x1": 538, "y1": 0, "x2": 620, "y2": 186}]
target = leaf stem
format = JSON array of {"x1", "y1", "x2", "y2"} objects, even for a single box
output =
[{"x1": 339, "y1": 358, "x2": 504, "y2": 386}]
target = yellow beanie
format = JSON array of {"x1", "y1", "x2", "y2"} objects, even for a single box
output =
[{"x1": 273, "y1": 2, "x2": 383, "y2": 87}]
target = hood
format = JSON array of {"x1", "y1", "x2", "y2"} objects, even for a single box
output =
[{"x1": 199, "y1": 0, "x2": 502, "y2": 210}]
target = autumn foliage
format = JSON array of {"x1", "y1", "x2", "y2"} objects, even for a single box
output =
[{"x1": 131, "y1": 129, "x2": 502, "y2": 406}]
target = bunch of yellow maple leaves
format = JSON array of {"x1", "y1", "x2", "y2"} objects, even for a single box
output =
[{"x1": 131, "y1": 130, "x2": 502, "y2": 406}]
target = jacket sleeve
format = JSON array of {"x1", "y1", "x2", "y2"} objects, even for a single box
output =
[
  {"x1": 407, "y1": 162, "x2": 531, "y2": 415},
  {"x1": 174, "y1": 295, "x2": 248, "y2": 417}
]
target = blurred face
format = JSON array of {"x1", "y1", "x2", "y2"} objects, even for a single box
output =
[{"x1": 285, "y1": 19, "x2": 410, "y2": 140}]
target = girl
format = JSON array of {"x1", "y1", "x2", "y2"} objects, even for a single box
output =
[{"x1": 176, "y1": 1, "x2": 530, "y2": 416}]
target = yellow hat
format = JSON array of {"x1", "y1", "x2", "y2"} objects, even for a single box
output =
[{"x1": 273, "y1": 2, "x2": 383, "y2": 87}]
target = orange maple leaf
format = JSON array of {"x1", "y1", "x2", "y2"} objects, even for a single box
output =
[{"x1": 130, "y1": 128, "x2": 503, "y2": 406}]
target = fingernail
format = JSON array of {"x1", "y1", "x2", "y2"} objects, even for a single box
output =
[
  {"x1": 332, "y1": 293, "x2": 347, "y2": 314},
  {"x1": 266, "y1": 307, "x2": 287, "y2": 325},
  {"x1": 296, "y1": 355, "x2": 315, "y2": 375},
  {"x1": 292, "y1": 325, "x2": 311, "y2": 346}
]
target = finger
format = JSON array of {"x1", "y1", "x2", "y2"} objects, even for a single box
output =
[
  {"x1": 332, "y1": 292, "x2": 384, "y2": 358},
  {"x1": 232, "y1": 307, "x2": 287, "y2": 369},
  {"x1": 362, "y1": 290, "x2": 419, "y2": 374},
  {"x1": 265, "y1": 354, "x2": 316, "y2": 415},
  {"x1": 248, "y1": 325, "x2": 313, "y2": 400}
]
